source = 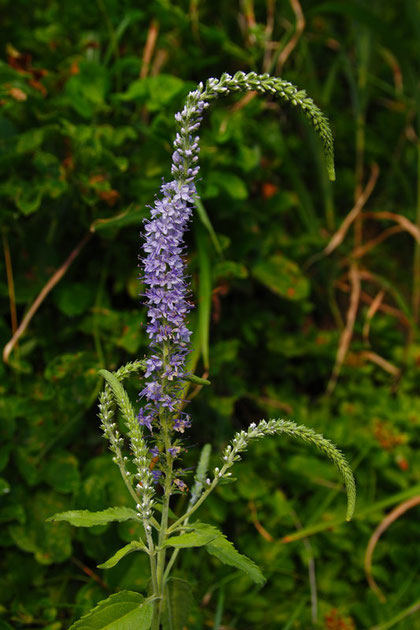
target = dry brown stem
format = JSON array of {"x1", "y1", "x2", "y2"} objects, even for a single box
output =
[
  {"x1": 140, "y1": 19, "x2": 159, "y2": 79},
  {"x1": 364, "y1": 495, "x2": 420, "y2": 602},
  {"x1": 276, "y1": 0, "x2": 305, "y2": 73},
  {"x1": 336, "y1": 280, "x2": 409, "y2": 326},
  {"x1": 357, "y1": 350, "x2": 400, "y2": 377},
  {"x1": 3, "y1": 233, "x2": 91, "y2": 364},
  {"x1": 323, "y1": 164, "x2": 379, "y2": 257},
  {"x1": 353, "y1": 225, "x2": 404, "y2": 259},
  {"x1": 363, "y1": 290, "x2": 385, "y2": 343},
  {"x1": 2, "y1": 230, "x2": 18, "y2": 337},
  {"x1": 327, "y1": 264, "x2": 361, "y2": 395},
  {"x1": 362, "y1": 210, "x2": 420, "y2": 243},
  {"x1": 249, "y1": 500, "x2": 274, "y2": 542}
]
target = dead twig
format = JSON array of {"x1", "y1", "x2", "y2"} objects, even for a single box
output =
[
  {"x1": 353, "y1": 225, "x2": 404, "y2": 259},
  {"x1": 263, "y1": 0, "x2": 276, "y2": 72},
  {"x1": 323, "y1": 164, "x2": 379, "y2": 257},
  {"x1": 362, "y1": 210, "x2": 420, "y2": 243},
  {"x1": 363, "y1": 290, "x2": 385, "y2": 343},
  {"x1": 336, "y1": 280, "x2": 409, "y2": 326},
  {"x1": 2, "y1": 230, "x2": 18, "y2": 337},
  {"x1": 365, "y1": 495, "x2": 420, "y2": 602},
  {"x1": 276, "y1": 0, "x2": 305, "y2": 73},
  {"x1": 71, "y1": 556, "x2": 109, "y2": 591},
  {"x1": 3, "y1": 233, "x2": 91, "y2": 364},
  {"x1": 327, "y1": 263, "x2": 361, "y2": 395},
  {"x1": 140, "y1": 19, "x2": 159, "y2": 79},
  {"x1": 357, "y1": 350, "x2": 401, "y2": 377},
  {"x1": 249, "y1": 500, "x2": 274, "y2": 542}
]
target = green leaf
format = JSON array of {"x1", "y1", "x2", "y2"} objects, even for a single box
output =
[
  {"x1": 9, "y1": 491, "x2": 72, "y2": 564},
  {"x1": 54, "y1": 283, "x2": 93, "y2": 316},
  {"x1": 194, "y1": 196, "x2": 222, "y2": 255},
  {"x1": 212, "y1": 260, "x2": 248, "y2": 281},
  {"x1": 98, "y1": 541, "x2": 147, "y2": 569},
  {"x1": 69, "y1": 591, "x2": 153, "y2": 630},
  {"x1": 252, "y1": 254, "x2": 310, "y2": 301},
  {"x1": 204, "y1": 171, "x2": 248, "y2": 200},
  {"x1": 192, "y1": 523, "x2": 265, "y2": 585},
  {"x1": 118, "y1": 75, "x2": 185, "y2": 111},
  {"x1": 48, "y1": 507, "x2": 139, "y2": 527},
  {"x1": 43, "y1": 451, "x2": 80, "y2": 493},
  {"x1": 16, "y1": 128, "x2": 45, "y2": 154},
  {"x1": 161, "y1": 578, "x2": 193, "y2": 630},
  {"x1": 15, "y1": 185, "x2": 43, "y2": 215},
  {"x1": 163, "y1": 527, "x2": 219, "y2": 549},
  {"x1": 65, "y1": 62, "x2": 109, "y2": 119},
  {"x1": 195, "y1": 223, "x2": 212, "y2": 370},
  {"x1": 91, "y1": 206, "x2": 147, "y2": 233}
]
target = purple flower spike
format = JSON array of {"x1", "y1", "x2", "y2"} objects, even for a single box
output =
[{"x1": 139, "y1": 82, "x2": 208, "y2": 435}]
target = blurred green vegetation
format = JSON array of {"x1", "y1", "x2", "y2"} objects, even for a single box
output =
[{"x1": 0, "y1": 0, "x2": 419, "y2": 628}]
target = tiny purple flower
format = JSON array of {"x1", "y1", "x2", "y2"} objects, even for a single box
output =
[{"x1": 168, "y1": 446, "x2": 182, "y2": 458}]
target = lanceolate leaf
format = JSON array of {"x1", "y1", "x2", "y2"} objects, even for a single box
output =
[
  {"x1": 47, "y1": 507, "x2": 139, "y2": 527},
  {"x1": 98, "y1": 541, "x2": 148, "y2": 569},
  {"x1": 192, "y1": 522, "x2": 266, "y2": 585},
  {"x1": 206, "y1": 536, "x2": 265, "y2": 586},
  {"x1": 68, "y1": 591, "x2": 153, "y2": 630},
  {"x1": 161, "y1": 578, "x2": 194, "y2": 630},
  {"x1": 163, "y1": 527, "x2": 219, "y2": 549}
]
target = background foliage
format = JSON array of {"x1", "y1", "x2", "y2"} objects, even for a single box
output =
[{"x1": 1, "y1": 0, "x2": 419, "y2": 628}]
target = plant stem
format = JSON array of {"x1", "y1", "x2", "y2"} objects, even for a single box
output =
[
  {"x1": 146, "y1": 529, "x2": 159, "y2": 628},
  {"x1": 151, "y1": 339, "x2": 174, "y2": 629},
  {"x1": 167, "y1": 467, "x2": 226, "y2": 535}
]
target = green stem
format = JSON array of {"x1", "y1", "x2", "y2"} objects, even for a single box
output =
[
  {"x1": 151, "y1": 339, "x2": 175, "y2": 629},
  {"x1": 167, "y1": 467, "x2": 225, "y2": 535},
  {"x1": 146, "y1": 529, "x2": 159, "y2": 628},
  {"x1": 154, "y1": 420, "x2": 173, "y2": 626}
]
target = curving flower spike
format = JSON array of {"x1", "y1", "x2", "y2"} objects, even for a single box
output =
[{"x1": 139, "y1": 72, "x2": 336, "y2": 464}]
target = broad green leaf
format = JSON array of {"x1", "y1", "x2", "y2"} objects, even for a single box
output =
[
  {"x1": 65, "y1": 62, "x2": 109, "y2": 119},
  {"x1": 192, "y1": 523, "x2": 265, "y2": 585},
  {"x1": 212, "y1": 260, "x2": 248, "y2": 280},
  {"x1": 161, "y1": 578, "x2": 193, "y2": 630},
  {"x1": 163, "y1": 528, "x2": 219, "y2": 549},
  {"x1": 118, "y1": 75, "x2": 185, "y2": 111},
  {"x1": 69, "y1": 591, "x2": 153, "y2": 630},
  {"x1": 204, "y1": 171, "x2": 248, "y2": 200},
  {"x1": 48, "y1": 507, "x2": 139, "y2": 527},
  {"x1": 43, "y1": 451, "x2": 80, "y2": 493},
  {"x1": 252, "y1": 254, "x2": 309, "y2": 301},
  {"x1": 9, "y1": 491, "x2": 72, "y2": 565},
  {"x1": 98, "y1": 541, "x2": 147, "y2": 569},
  {"x1": 54, "y1": 283, "x2": 93, "y2": 316},
  {"x1": 16, "y1": 128, "x2": 45, "y2": 154}
]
